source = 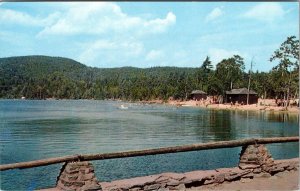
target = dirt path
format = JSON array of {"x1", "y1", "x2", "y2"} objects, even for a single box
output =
[{"x1": 189, "y1": 169, "x2": 299, "y2": 191}]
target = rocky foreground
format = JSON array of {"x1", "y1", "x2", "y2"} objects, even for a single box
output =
[
  {"x1": 99, "y1": 158, "x2": 298, "y2": 191},
  {"x1": 40, "y1": 144, "x2": 299, "y2": 191},
  {"x1": 192, "y1": 169, "x2": 299, "y2": 191}
]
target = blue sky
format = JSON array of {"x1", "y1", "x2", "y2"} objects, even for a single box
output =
[{"x1": 0, "y1": 2, "x2": 298, "y2": 71}]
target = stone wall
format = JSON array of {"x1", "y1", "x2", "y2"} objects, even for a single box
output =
[
  {"x1": 55, "y1": 145, "x2": 299, "y2": 191},
  {"x1": 56, "y1": 161, "x2": 102, "y2": 191},
  {"x1": 100, "y1": 145, "x2": 298, "y2": 191}
]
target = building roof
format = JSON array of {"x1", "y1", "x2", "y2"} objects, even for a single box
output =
[
  {"x1": 226, "y1": 88, "x2": 257, "y2": 95},
  {"x1": 191, "y1": 90, "x2": 207, "y2": 95}
]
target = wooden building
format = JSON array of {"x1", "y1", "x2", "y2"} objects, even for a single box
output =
[
  {"x1": 190, "y1": 90, "x2": 207, "y2": 101},
  {"x1": 225, "y1": 88, "x2": 258, "y2": 104}
]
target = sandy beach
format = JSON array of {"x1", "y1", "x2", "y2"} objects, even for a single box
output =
[{"x1": 142, "y1": 98, "x2": 299, "y2": 114}]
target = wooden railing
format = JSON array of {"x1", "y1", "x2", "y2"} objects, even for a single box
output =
[{"x1": 0, "y1": 136, "x2": 298, "y2": 171}]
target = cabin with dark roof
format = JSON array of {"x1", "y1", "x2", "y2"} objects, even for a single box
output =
[
  {"x1": 225, "y1": 88, "x2": 258, "y2": 104},
  {"x1": 190, "y1": 90, "x2": 207, "y2": 101}
]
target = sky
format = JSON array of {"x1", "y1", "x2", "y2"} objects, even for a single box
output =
[{"x1": 0, "y1": 2, "x2": 298, "y2": 71}]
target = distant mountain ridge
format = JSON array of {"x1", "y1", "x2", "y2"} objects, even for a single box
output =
[
  {"x1": 0, "y1": 55, "x2": 87, "y2": 80},
  {"x1": 0, "y1": 55, "x2": 196, "y2": 81},
  {"x1": 0, "y1": 55, "x2": 198, "y2": 99},
  {"x1": 0, "y1": 55, "x2": 298, "y2": 101}
]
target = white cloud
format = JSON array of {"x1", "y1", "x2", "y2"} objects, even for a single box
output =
[
  {"x1": 144, "y1": 48, "x2": 190, "y2": 67},
  {"x1": 0, "y1": 8, "x2": 60, "y2": 26},
  {"x1": 0, "y1": 3, "x2": 176, "y2": 37},
  {"x1": 243, "y1": 3, "x2": 285, "y2": 22},
  {"x1": 37, "y1": 2, "x2": 176, "y2": 36},
  {"x1": 205, "y1": 7, "x2": 223, "y2": 22},
  {"x1": 78, "y1": 38, "x2": 144, "y2": 67},
  {"x1": 208, "y1": 48, "x2": 249, "y2": 67},
  {"x1": 0, "y1": 2, "x2": 176, "y2": 68},
  {"x1": 145, "y1": 50, "x2": 164, "y2": 61},
  {"x1": 143, "y1": 12, "x2": 176, "y2": 34}
]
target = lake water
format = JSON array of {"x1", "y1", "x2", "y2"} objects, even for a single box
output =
[{"x1": 0, "y1": 100, "x2": 299, "y2": 190}]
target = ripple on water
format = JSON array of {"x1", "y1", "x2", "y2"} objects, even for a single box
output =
[{"x1": 0, "y1": 100, "x2": 298, "y2": 190}]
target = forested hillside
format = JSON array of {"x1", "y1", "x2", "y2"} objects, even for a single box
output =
[
  {"x1": 0, "y1": 36, "x2": 298, "y2": 102},
  {"x1": 0, "y1": 55, "x2": 197, "y2": 100}
]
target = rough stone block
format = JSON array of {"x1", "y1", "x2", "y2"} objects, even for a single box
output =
[
  {"x1": 239, "y1": 164, "x2": 260, "y2": 170},
  {"x1": 65, "y1": 166, "x2": 80, "y2": 174},
  {"x1": 79, "y1": 174, "x2": 95, "y2": 181},
  {"x1": 158, "y1": 188, "x2": 170, "y2": 191},
  {"x1": 73, "y1": 181, "x2": 85, "y2": 187},
  {"x1": 160, "y1": 183, "x2": 167, "y2": 188},
  {"x1": 179, "y1": 177, "x2": 193, "y2": 185},
  {"x1": 242, "y1": 172, "x2": 254, "y2": 178},
  {"x1": 129, "y1": 188, "x2": 142, "y2": 191},
  {"x1": 57, "y1": 180, "x2": 76, "y2": 191},
  {"x1": 203, "y1": 179, "x2": 215, "y2": 185},
  {"x1": 155, "y1": 176, "x2": 170, "y2": 183},
  {"x1": 254, "y1": 172, "x2": 271, "y2": 178},
  {"x1": 144, "y1": 184, "x2": 161, "y2": 191},
  {"x1": 80, "y1": 184, "x2": 102, "y2": 191},
  {"x1": 225, "y1": 173, "x2": 240, "y2": 181},
  {"x1": 67, "y1": 175, "x2": 79, "y2": 181},
  {"x1": 253, "y1": 168, "x2": 262, "y2": 174},
  {"x1": 286, "y1": 165, "x2": 297, "y2": 171},
  {"x1": 75, "y1": 161, "x2": 90, "y2": 166},
  {"x1": 275, "y1": 163, "x2": 290, "y2": 170},
  {"x1": 248, "y1": 154, "x2": 257, "y2": 161},
  {"x1": 268, "y1": 166, "x2": 284, "y2": 174},
  {"x1": 239, "y1": 144, "x2": 274, "y2": 169},
  {"x1": 166, "y1": 179, "x2": 180, "y2": 186},
  {"x1": 171, "y1": 184, "x2": 185, "y2": 191},
  {"x1": 120, "y1": 187, "x2": 129, "y2": 191},
  {"x1": 57, "y1": 161, "x2": 100, "y2": 191},
  {"x1": 214, "y1": 173, "x2": 225, "y2": 183},
  {"x1": 109, "y1": 187, "x2": 123, "y2": 191},
  {"x1": 85, "y1": 168, "x2": 94, "y2": 174}
]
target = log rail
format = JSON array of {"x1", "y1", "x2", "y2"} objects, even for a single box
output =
[{"x1": 0, "y1": 136, "x2": 298, "y2": 171}]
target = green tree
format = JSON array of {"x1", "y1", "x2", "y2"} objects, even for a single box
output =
[
  {"x1": 215, "y1": 55, "x2": 245, "y2": 93},
  {"x1": 198, "y1": 56, "x2": 213, "y2": 92},
  {"x1": 270, "y1": 36, "x2": 299, "y2": 108}
]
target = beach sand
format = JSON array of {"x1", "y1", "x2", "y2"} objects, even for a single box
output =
[{"x1": 166, "y1": 98, "x2": 299, "y2": 113}]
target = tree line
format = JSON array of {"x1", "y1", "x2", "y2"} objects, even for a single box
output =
[{"x1": 0, "y1": 36, "x2": 298, "y2": 104}]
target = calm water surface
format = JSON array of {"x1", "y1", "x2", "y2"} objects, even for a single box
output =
[{"x1": 0, "y1": 100, "x2": 299, "y2": 190}]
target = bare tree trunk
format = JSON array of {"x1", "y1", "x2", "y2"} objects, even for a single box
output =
[
  {"x1": 247, "y1": 58, "x2": 253, "y2": 105},
  {"x1": 185, "y1": 79, "x2": 188, "y2": 101},
  {"x1": 285, "y1": 69, "x2": 292, "y2": 110},
  {"x1": 264, "y1": 90, "x2": 266, "y2": 106},
  {"x1": 285, "y1": 87, "x2": 290, "y2": 109}
]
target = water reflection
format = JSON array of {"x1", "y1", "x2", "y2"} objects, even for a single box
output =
[
  {"x1": 207, "y1": 110, "x2": 234, "y2": 141},
  {"x1": 0, "y1": 100, "x2": 298, "y2": 190},
  {"x1": 261, "y1": 112, "x2": 299, "y2": 123},
  {"x1": 191, "y1": 109, "x2": 235, "y2": 141}
]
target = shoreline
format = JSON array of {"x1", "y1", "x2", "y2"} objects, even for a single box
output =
[
  {"x1": 141, "y1": 99, "x2": 300, "y2": 114},
  {"x1": 1, "y1": 98, "x2": 299, "y2": 114}
]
